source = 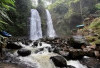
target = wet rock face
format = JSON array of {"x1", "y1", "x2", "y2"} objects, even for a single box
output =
[
  {"x1": 67, "y1": 35, "x2": 88, "y2": 49},
  {"x1": 6, "y1": 42, "x2": 22, "y2": 49},
  {"x1": 50, "y1": 56, "x2": 67, "y2": 67},
  {"x1": 17, "y1": 48, "x2": 31, "y2": 57},
  {"x1": 0, "y1": 63, "x2": 23, "y2": 68}
]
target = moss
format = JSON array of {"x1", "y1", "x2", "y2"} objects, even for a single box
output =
[
  {"x1": 83, "y1": 17, "x2": 100, "y2": 44},
  {"x1": 85, "y1": 36, "x2": 98, "y2": 42},
  {"x1": 94, "y1": 40, "x2": 100, "y2": 44},
  {"x1": 89, "y1": 18, "x2": 100, "y2": 29}
]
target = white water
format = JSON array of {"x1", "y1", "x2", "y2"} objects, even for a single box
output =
[
  {"x1": 30, "y1": 9, "x2": 42, "y2": 40},
  {"x1": 8, "y1": 42, "x2": 57, "y2": 68},
  {"x1": 67, "y1": 60, "x2": 87, "y2": 68},
  {"x1": 46, "y1": 9, "x2": 56, "y2": 37},
  {"x1": 6, "y1": 42, "x2": 88, "y2": 68}
]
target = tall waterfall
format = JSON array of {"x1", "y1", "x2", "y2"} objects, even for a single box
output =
[
  {"x1": 30, "y1": 9, "x2": 42, "y2": 40},
  {"x1": 46, "y1": 9, "x2": 56, "y2": 37}
]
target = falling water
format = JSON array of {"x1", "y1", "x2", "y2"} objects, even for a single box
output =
[
  {"x1": 46, "y1": 9, "x2": 56, "y2": 37},
  {"x1": 30, "y1": 9, "x2": 42, "y2": 40}
]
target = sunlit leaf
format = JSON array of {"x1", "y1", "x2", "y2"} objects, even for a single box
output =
[
  {"x1": 0, "y1": 20, "x2": 8, "y2": 25},
  {"x1": 1, "y1": 0, "x2": 15, "y2": 6}
]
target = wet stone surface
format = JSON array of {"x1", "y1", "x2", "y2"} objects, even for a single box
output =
[{"x1": 0, "y1": 62, "x2": 22, "y2": 68}]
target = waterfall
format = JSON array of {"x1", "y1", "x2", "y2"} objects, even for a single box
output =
[
  {"x1": 30, "y1": 9, "x2": 42, "y2": 40},
  {"x1": 46, "y1": 9, "x2": 56, "y2": 37}
]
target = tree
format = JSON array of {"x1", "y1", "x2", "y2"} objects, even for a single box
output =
[{"x1": 15, "y1": 0, "x2": 32, "y2": 36}]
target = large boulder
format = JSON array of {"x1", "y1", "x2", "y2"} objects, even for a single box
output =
[
  {"x1": 50, "y1": 56, "x2": 67, "y2": 67},
  {"x1": 67, "y1": 35, "x2": 88, "y2": 49},
  {"x1": 6, "y1": 42, "x2": 22, "y2": 49},
  {"x1": 80, "y1": 57, "x2": 100, "y2": 68},
  {"x1": 65, "y1": 49, "x2": 85, "y2": 60},
  {"x1": 33, "y1": 41, "x2": 38, "y2": 47},
  {"x1": 17, "y1": 48, "x2": 31, "y2": 57}
]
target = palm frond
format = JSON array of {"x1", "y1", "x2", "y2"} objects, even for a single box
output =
[
  {"x1": 2, "y1": 3, "x2": 15, "y2": 10},
  {"x1": 1, "y1": 0, "x2": 15, "y2": 6},
  {"x1": 0, "y1": 10, "x2": 13, "y2": 23}
]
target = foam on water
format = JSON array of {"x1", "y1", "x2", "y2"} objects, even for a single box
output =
[
  {"x1": 67, "y1": 60, "x2": 87, "y2": 68},
  {"x1": 37, "y1": 42, "x2": 51, "y2": 48},
  {"x1": 6, "y1": 42, "x2": 88, "y2": 68},
  {"x1": 6, "y1": 42, "x2": 57, "y2": 68}
]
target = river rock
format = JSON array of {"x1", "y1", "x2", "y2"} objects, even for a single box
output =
[
  {"x1": 23, "y1": 40, "x2": 33, "y2": 45},
  {"x1": 6, "y1": 42, "x2": 22, "y2": 49},
  {"x1": 67, "y1": 35, "x2": 88, "y2": 49},
  {"x1": 33, "y1": 41, "x2": 38, "y2": 47},
  {"x1": 50, "y1": 56, "x2": 67, "y2": 67},
  {"x1": 66, "y1": 50, "x2": 85, "y2": 60},
  {"x1": 95, "y1": 44, "x2": 100, "y2": 50},
  {"x1": 59, "y1": 51, "x2": 69, "y2": 57},
  {"x1": 80, "y1": 57, "x2": 100, "y2": 68},
  {"x1": 52, "y1": 47, "x2": 60, "y2": 54},
  {"x1": 17, "y1": 48, "x2": 31, "y2": 57}
]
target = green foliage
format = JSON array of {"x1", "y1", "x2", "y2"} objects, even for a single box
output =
[
  {"x1": 86, "y1": 18, "x2": 100, "y2": 44},
  {"x1": 95, "y1": 3, "x2": 100, "y2": 10},
  {"x1": 89, "y1": 18, "x2": 100, "y2": 29},
  {"x1": 0, "y1": 0, "x2": 15, "y2": 30},
  {"x1": 48, "y1": 0, "x2": 65, "y2": 10},
  {"x1": 65, "y1": 0, "x2": 79, "y2": 6},
  {"x1": 64, "y1": 8, "x2": 74, "y2": 19},
  {"x1": 0, "y1": 0, "x2": 15, "y2": 6},
  {"x1": 53, "y1": 3, "x2": 68, "y2": 14},
  {"x1": 14, "y1": 0, "x2": 32, "y2": 36}
]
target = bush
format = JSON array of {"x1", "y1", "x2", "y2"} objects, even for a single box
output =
[{"x1": 95, "y1": 3, "x2": 100, "y2": 10}]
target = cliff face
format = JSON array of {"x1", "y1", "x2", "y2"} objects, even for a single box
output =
[{"x1": 48, "y1": 0, "x2": 97, "y2": 37}]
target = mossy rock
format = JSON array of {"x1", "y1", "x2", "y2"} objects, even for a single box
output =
[
  {"x1": 89, "y1": 18, "x2": 100, "y2": 29},
  {"x1": 93, "y1": 40, "x2": 100, "y2": 44},
  {"x1": 85, "y1": 36, "x2": 98, "y2": 42}
]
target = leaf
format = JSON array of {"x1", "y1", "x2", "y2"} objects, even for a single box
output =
[
  {"x1": 2, "y1": 3, "x2": 15, "y2": 10},
  {"x1": 1, "y1": 0, "x2": 15, "y2": 6},
  {"x1": 0, "y1": 10, "x2": 13, "y2": 24},
  {"x1": 0, "y1": 20, "x2": 8, "y2": 25}
]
